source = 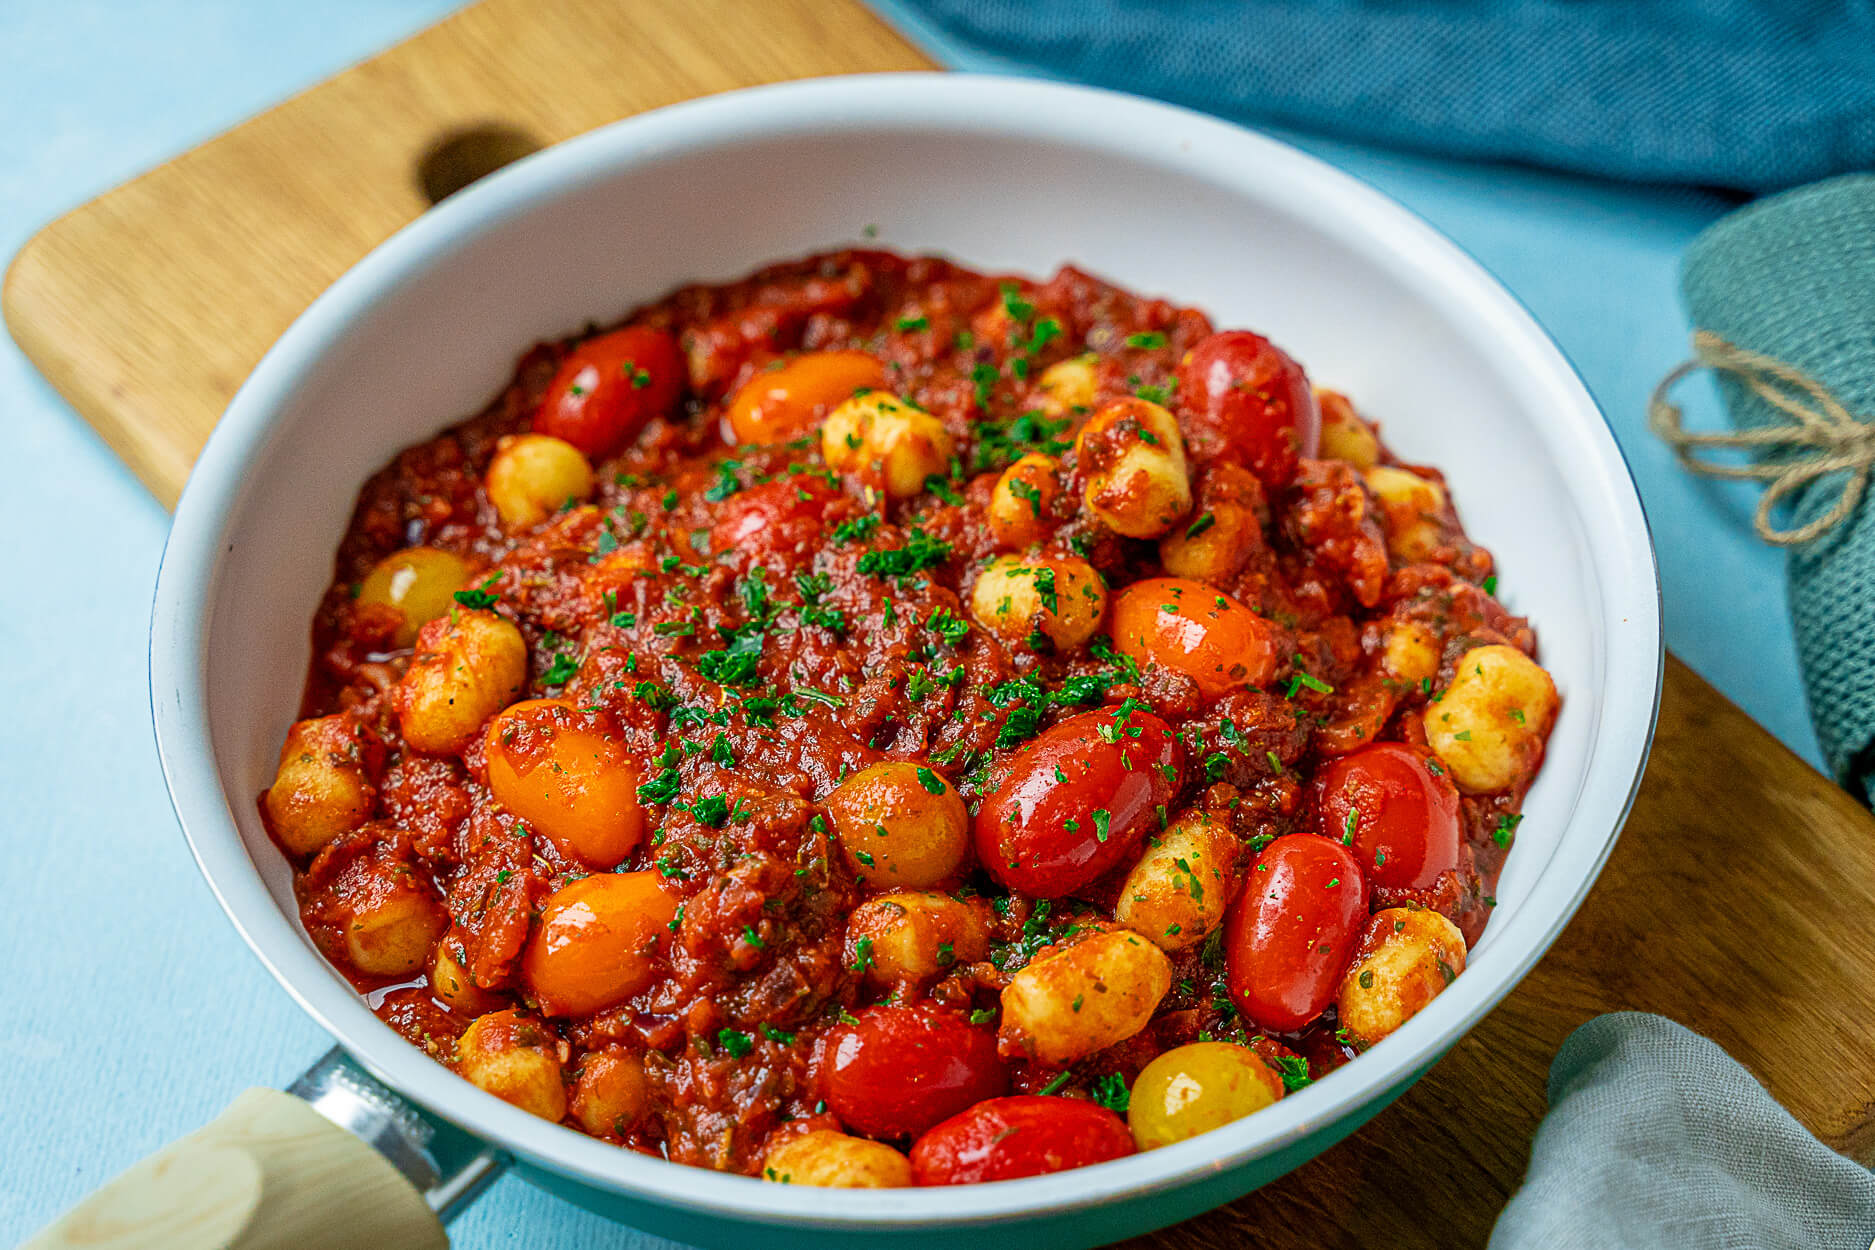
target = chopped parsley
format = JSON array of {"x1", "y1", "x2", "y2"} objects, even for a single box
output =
[
  {"x1": 1090, "y1": 1071, "x2": 1131, "y2": 1113},
  {"x1": 856, "y1": 529, "x2": 952, "y2": 578},
  {"x1": 1285, "y1": 670, "x2": 1335, "y2": 697},
  {"x1": 1274, "y1": 1054, "x2": 1312, "y2": 1092},
  {"x1": 926, "y1": 607, "x2": 971, "y2": 647},
  {"x1": 971, "y1": 361, "x2": 1000, "y2": 409},
  {"x1": 703, "y1": 459, "x2": 745, "y2": 502},
  {"x1": 687, "y1": 794, "x2": 733, "y2": 828},
  {"x1": 832, "y1": 514, "x2": 881, "y2": 544},
  {"x1": 697, "y1": 631, "x2": 764, "y2": 686},
  {"x1": 636, "y1": 767, "x2": 681, "y2": 805},
  {"x1": 1035, "y1": 1070, "x2": 1073, "y2": 1097},
  {"x1": 971, "y1": 411, "x2": 1073, "y2": 471},
  {"x1": 538, "y1": 650, "x2": 580, "y2": 688},
  {"x1": 452, "y1": 574, "x2": 503, "y2": 610}
]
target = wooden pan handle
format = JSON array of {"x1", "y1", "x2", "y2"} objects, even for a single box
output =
[{"x1": 21, "y1": 1087, "x2": 447, "y2": 1250}]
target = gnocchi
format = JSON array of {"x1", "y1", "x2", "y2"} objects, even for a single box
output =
[
  {"x1": 844, "y1": 892, "x2": 991, "y2": 988},
  {"x1": 985, "y1": 453, "x2": 1063, "y2": 551},
  {"x1": 1335, "y1": 907, "x2": 1468, "y2": 1048},
  {"x1": 571, "y1": 1048, "x2": 649, "y2": 1138},
  {"x1": 1158, "y1": 462, "x2": 1264, "y2": 585},
  {"x1": 822, "y1": 392, "x2": 954, "y2": 499},
  {"x1": 762, "y1": 1131, "x2": 912, "y2": 1188},
  {"x1": 1075, "y1": 397, "x2": 1192, "y2": 538},
  {"x1": 1112, "y1": 810, "x2": 1235, "y2": 951},
  {"x1": 1426, "y1": 644, "x2": 1559, "y2": 792},
  {"x1": 1364, "y1": 465, "x2": 1447, "y2": 562},
  {"x1": 263, "y1": 715, "x2": 374, "y2": 857},
  {"x1": 455, "y1": 1009, "x2": 567, "y2": 1122},
  {"x1": 485, "y1": 433, "x2": 594, "y2": 529},
  {"x1": 969, "y1": 553, "x2": 1107, "y2": 653},
  {"x1": 999, "y1": 926, "x2": 1173, "y2": 1065},
  {"x1": 1034, "y1": 353, "x2": 1098, "y2": 415},
  {"x1": 393, "y1": 609, "x2": 528, "y2": 754},
  {"x1": 1316, "y1": 389, "x2": 1381, "y2": 469}
]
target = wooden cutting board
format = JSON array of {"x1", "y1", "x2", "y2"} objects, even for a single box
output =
[{"x1": 8, "y1": 1, "x2": 1874, "y2": 1245}]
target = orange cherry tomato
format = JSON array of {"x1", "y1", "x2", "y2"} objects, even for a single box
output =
[
  {"x1": 522, "y1": 871, "x2": 678, "y2": 1017},
  {"x1": 535, "y1": 326, "x2": 685, "y2": 457},
  {"x1": 484, "y1": 699, "x2": 645, "y2": 869},
  {"x1": 1110, "y1": 577, "x2": 1279, "y2": 701},
  {"x1": 723, "y1": 350, "x2": 889, "y2": 446},
  {"x1": 909, "y1": 1096, "x2": 1134, "y2": 1184},
  {"x1": 973, "y1": 708, "x2": 1183, "y2": 898}
]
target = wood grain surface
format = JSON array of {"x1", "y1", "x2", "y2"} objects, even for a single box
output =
[
  {"x1": 2, "y1": 0, "x2": 932, "y2": 508},
  {"x1": 7, "y1": 1, "x2": 1874, "y2": 1246}
]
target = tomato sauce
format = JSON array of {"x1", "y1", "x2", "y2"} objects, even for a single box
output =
[{"x1": 267, "y1": 250, "x2": 1554, "y2": 1183}]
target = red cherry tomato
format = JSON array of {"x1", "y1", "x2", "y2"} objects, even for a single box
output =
[
  {"x1": 974, "y1": 709, "x2": 1183, "y2": 898},
  {"x1": 1223, "y1": 834, "x2": 1368, "y2": 1033},
  {"x1": 1175, "y1": 330, "x2": 1319, "y2": 490},
  {"x1": 909, "y1": 1096, "x2": 1134, "y2": 1184},
  {"x1": 707, "y1": 476, "x2": 838, "y2": 560},
  {"x1": 534, "y1": 326, "x2": 684, "y2": 457},
  {"x1": 1310, "y1": 743, "x2": 1463, "y2": 892},
  {"x1": 823, "y1": 1003, "x2": 1007, "y2": 1140}
]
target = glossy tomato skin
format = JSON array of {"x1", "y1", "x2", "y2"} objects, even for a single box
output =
[
  {"x1": 723, "y1": 350, "x2": 889, "y2": 446},
  {"x1": 707, "y1": 476, "x2": 839, "y2": 561},
  {"x1": 1223, "y1": 834, "x2": 1368, "y2": 1033},
  {"x1": 1109, "y1": 577, "x2": 1280, "y2": 701},
  {"x1": 823, "y1": 1003, "x2": 1007, "y2": 1140},
  {"x1": 973, "y1": 709, "x2": 1183, "y2": 898},
  {"x1": 909, "y1": 1095, "x2": 1135, "y2": 1184},
  {"x1": 1310, "y1": 743, "x2": 1463, "y2": 892},
  {"x1": 535, "y1": 326, "x2": 685, "y2": 457},
  {"x1": 1175, "y1": 330, "x2": 1320, "y2": 490}
]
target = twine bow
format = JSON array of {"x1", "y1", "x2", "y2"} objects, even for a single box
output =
[{"x1": 1648, "y1": 330, "x2": 1875, "y2": 546}]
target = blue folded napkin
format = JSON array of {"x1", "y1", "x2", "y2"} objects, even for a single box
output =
[
  {"x1": 1674, "y1": 174, "x2": 1875, "y2": 804},
  {"x1": 879, "y1": 0, "x2": 1875, "y2": 190},
  {"x1": 1493, "y1": 1013, "x2": 1875, "y2": 1248}
]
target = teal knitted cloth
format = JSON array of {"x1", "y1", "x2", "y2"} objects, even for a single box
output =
[{"x1": 1681, "y1": 175, "x2": 1875, "y2": 804}]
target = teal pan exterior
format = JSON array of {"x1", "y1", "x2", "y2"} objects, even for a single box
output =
[{"x1": 513, "y1": 1060, "x2": 1436, "y2": 1248}]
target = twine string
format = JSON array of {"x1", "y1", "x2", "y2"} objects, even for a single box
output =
[{"x1": 1648, "y1": 329, "x2": 1875, "y2": 546}]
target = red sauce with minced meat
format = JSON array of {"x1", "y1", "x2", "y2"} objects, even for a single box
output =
[{"x1": 261, "y1": 249, "x2": 1557, "y2": 1187}]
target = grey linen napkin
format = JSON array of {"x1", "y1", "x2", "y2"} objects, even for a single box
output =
[{"x1": 1492, "y1": 1013, "x2": 1875, "y2": 1248}]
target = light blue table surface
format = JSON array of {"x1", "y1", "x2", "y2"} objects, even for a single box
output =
[{"x1": 0, "y1": 2, "x2": 1818, "y2": 1245}]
